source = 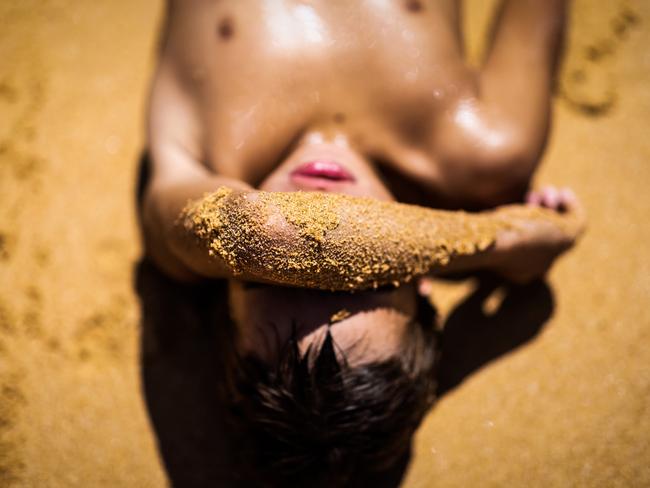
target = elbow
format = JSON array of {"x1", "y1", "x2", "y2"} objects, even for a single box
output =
[{"x1": 140, "y1": 183, "x2": 200, "y2": 282}]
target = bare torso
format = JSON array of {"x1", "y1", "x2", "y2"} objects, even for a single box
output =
[
  {"x1": 143, "y1": 0, "x2": 576, "y2": 284},
  {"x1": 156, "y1": 0, "x2": 551, "y2": 210},
  {"x1": 140, "y1": 4, "x2": 582, "y2": 483}
]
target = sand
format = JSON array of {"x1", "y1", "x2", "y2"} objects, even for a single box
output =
[
  {"x1": 183, "y1": 188, "x2": 576, "y2": 290},
  {"x1": 1, "y1": 0, "x2": 649, "y2": 486}
]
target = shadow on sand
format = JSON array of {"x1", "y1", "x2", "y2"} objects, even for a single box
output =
[
  {"x1": 136, "y1": 260, "x2": 235, "y2": 487},
  {"x1": 135, "y1": 262, "x2": 553, "y2": 487},
  {"x1": 436, "y1": 275, "x2": 554, "y2": 396}
]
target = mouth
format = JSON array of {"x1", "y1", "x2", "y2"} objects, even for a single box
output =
[{"x1": 290, "y1": 160, "x2": 356, "y2": 187}]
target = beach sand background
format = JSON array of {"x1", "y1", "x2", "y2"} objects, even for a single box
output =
[{"x1": 1, "y1": 0, "x2": 648, "y2": 486}]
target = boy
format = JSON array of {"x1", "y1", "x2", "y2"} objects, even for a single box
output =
[{"x1": 139, "y1": 1, "x2": 582, "y2": 485}]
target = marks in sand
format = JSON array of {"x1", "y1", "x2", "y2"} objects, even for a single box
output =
[
  {"x1": 558, "y1": 4, "x2": 641, "y2": 116},
  {"x1": 0, "y1": 75, "x2": 47, "y2": 183},
  {"x1": 0, "y1": 298, "x2": 26, "y2": 487}
]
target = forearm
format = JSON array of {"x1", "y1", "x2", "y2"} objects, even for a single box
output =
[
  {"x1": 183, "y1": 189, "x2": 580, "y2": 290},
  {"x1": 141, "y1": 175, "x2": 251, "y2": 281}
]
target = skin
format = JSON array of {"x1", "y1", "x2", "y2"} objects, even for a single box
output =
[{"x1": 141, "y1": 0, "x2": 582, "y2": 361}]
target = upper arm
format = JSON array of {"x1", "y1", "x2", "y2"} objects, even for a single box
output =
[
  {"x1": 141, "y1": 63, "x2": 253, "y2": 281},
  {"x1": 147, "y1": 61, "x2": 208, "y2": 190},
  {"x1": 432, "y1": 0, "x2": 567, "y2": 206},
  {"x1": 434, "y1": 92, "x2": 543, "y2": 207}
]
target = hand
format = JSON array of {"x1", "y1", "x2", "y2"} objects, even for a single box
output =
[{"x1": 489, "y1": 186, "x2": 586, "y2": 284}]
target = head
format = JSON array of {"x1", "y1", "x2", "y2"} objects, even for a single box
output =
[
  {"x1": 227, "y1": 287, "x2": 438, "y2": 487},
  {"x1": 226, "y1": 130, "x2": 439, "y2": 486}
]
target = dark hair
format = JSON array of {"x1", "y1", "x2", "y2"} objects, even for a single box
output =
[{"x1": 228, "y1": 297, "x2": 439, "y2": 487}]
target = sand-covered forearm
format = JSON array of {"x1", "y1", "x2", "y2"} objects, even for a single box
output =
[
  {"x1": 142, "y1": 175, "x2": 253, "y2": 281},
  {"x1": 180, "y1": 187, "x2": 580, "y2": 291}
]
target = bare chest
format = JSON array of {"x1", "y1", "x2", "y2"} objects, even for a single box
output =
[{"x1": 172, "y1": 1, "x2": 468, "y2": 195}]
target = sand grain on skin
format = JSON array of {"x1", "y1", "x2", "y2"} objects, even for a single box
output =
[{"x1": 183, "y1": 189, "x2": 576, "y2": 291}]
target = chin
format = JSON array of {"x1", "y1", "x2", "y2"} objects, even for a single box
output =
[
  {"x1": 259, "y1": 169, "x2": 394, "y2": 201},
  {"x1": 257, "y1": 137, "x2": 395, "y2": 201}
]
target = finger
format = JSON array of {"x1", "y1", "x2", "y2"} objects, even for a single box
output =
[
  {"x1": 541, "y1": 186, "x2": 560, "y2": 209},
  {"x1": 557, "y1": 187, "x2": 576, "y2": 212},
  {"x1": 526, "y1": 190, "x2": 542, "y2": 206},
  {"x1": 558, "y1": 188, "x2": 587, "y2": 235},
  {"x1": 418, "y1": 278, "x2": 433, "y2": 297}
]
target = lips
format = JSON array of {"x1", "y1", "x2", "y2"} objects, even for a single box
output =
[{"x1": 290, "y1": 160, "x2": 356, "y2": 182}]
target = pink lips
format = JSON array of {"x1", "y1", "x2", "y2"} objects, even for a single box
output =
[{"x1": 290, "y1": 160, "x2": 355, "y2": 182}]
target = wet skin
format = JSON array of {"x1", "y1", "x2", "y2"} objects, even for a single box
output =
[
  {"x1": 141, "y1": 0, "x2": 580, "y2": 358},
  {"x1": 151, "y1": 0, "x2": 566, "y2": 207}
]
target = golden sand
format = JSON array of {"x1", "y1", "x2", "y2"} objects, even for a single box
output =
[
  {"x1": 182, "y1": 188, "x2": 576, "y2": 291},
  {"x1": 1, "y1": 1, "x2": 649, "y2": 487}
]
